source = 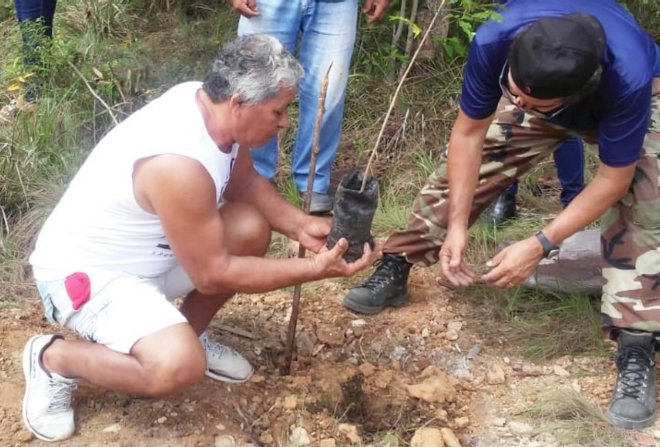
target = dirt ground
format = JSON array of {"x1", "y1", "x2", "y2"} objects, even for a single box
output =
[{"x1": 1, "y1": 267, "x2": 659, "y2": 447}]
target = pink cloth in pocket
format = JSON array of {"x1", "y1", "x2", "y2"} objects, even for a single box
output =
[{"x1": 64, "y1": 272, "x2": 91, "y2": 310}]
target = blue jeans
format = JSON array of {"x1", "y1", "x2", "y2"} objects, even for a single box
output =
[
  {"x1": 507, "y1": 136, "x2": 585, "y2": 206},
  {"x1": 238, "y1": 0, "x2": 359, "y2": 194},
  {"x1": 14, "y1": 0, "x2": 57, "y2": 67}
]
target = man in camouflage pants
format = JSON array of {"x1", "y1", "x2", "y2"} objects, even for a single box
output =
[{"x1": 343, "y1": 0, "x2": 660, "y2": 430}]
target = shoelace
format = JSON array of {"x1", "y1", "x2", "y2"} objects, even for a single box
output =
[
  {"x1": 201, "y1": 333, "x2": 237, "y2": 358},
  {"x1": 47, "y1": 377, "x2": 77, "y2": 413},
  {"x1": 614, "y1": 346, "x2": 655, "y2": 400},
  {"x1": 361, "y1": 256, "x2": 408, "y2": 290}
]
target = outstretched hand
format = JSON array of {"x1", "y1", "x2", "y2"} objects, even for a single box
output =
[
  {"x1": 231, "y1": 0, "x2": 259, "y2": 17},
  {"x1": 440, "y1": 227, "x2": 476, "y2": 287},
  {"x1": 314, "y1": 238, "x2": 381, "y2": 279},
  {"x1": 481, "y1": 237, "x2": 544, "y2": 288}
]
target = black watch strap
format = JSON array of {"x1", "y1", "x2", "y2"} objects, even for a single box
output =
[{"x1": 534, "y1": 231, "x2": 559, "y2": 258}]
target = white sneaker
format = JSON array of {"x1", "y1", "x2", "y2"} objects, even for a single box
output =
[
  {"x1": 22, "y1": 335, "x2": 77, "y2": 442},
  {"x1": 200, "y1": 331, "x2": 253, "y2": 383}
]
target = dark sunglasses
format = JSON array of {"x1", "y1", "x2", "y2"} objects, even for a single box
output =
[{"x1": 498, "y1": 61, "x2": 569, "y2": 120}]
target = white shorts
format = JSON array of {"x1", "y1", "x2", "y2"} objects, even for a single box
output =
[{"x1": 35, "y1": 265, "x2": 196, "y2": 354}]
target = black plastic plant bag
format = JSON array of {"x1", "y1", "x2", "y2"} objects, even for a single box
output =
[{"x1": 326, "y1": 170, "x2": 378, "y2": 261}]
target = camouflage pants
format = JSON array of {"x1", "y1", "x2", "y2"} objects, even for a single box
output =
[{"x1": 384, "y1": 79, "x2": 660, "y2": 332}]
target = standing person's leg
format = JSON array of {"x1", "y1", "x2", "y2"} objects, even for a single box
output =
[
  {"x1": 237, "y1": 0, "x2": 303, "y2": 182},
  {"x1": 14, "y1": 0, "x2": 57, "y2": 66},
  {"x1": 293, "y1": 0, "x2": 358, "y2": 213},
  {"x1": 343, "y1": 103, "x2": 572, "y2": 314},
  {"x1": 603, "y1": 79, "x2": 660, "y2": 429},
  {"x1": 23, "y1": 202, "x2": 272, "y2": 441},
  {"x1": 485, "y1": 136, "x2": 585, "y2": 224},
  {"x1": 554, "y1": 136, "x2": 585, "y2": 206},
  {"x1": 13, "y1": 0, "x2": 57, "y2": 101}
]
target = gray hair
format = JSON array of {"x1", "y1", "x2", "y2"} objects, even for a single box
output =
[{"x1": 203, "y1": 34, "x2": 303, "y2": 105}]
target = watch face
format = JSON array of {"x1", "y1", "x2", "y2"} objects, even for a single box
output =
[{"x1": 547, "y1": 248, "x2": 560, "y2": 260}]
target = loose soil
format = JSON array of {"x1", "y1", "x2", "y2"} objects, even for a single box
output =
[{"x1": 0, "y1": 267, "x2": 656, "y2": 447}]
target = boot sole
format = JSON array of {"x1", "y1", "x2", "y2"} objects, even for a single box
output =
[
  {"x1": 607, "y1": 409, "x2": 656, "y2": 429},
  {"x1": 343, "y1": 294, "x2": 409, "y2": 315},
  {"x1": 205, "y1": 368, "x2": 253, "y2": 384}
]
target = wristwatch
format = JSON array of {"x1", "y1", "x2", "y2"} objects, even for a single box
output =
[{"x1": 534, "y1": 230, "x2": 559, "y2": 259}]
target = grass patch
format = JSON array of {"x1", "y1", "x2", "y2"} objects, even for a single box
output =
[
  {"x1": 469, "y1": 284, "x2": 607, "y2": 360},
  {"x1": 523, "y1": 390, "x2": 639, "y2": 446}
]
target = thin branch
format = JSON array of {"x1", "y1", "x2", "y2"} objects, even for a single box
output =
[
  {"x1": 281, "y1": 62, "x2": 333, "y2": 375},
  {"x1": 360, "y1": 1, "x2": 447, "y2": 192},
  {"x1": 67, "y1": 60, "x2": 119, "y2": 126}
]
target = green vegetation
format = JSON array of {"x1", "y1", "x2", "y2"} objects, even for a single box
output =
[
  {"x1": 524, "y1": 390, "x2": 639, "y2": 446},
  {"x1": 0, "y1": 0, "x2": 658, "y2": 373}
]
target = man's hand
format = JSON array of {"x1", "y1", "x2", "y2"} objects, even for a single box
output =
[
  {"x1": 440, "y1": 226, "x2": 475, "y2": 286},
  {"x1": 481, "y1": 236, "x2": 544, "y2": 288},
  {"x1": 297, "y1": 215, "x2": 332, "y2": 253},
  {"x1": 313, "y1": 238, "x2": 380, "y2": 278},
  {"x1": 363, "y1": 0, "x2": 389, "y2": 23},
  {"x1": 231, "y1": 0, "x2": 259, "y2": 17}
]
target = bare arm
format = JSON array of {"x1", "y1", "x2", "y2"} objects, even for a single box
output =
[
  {"x1": 439, "y1": 109, "x2": 493, "y2": 286},
  {"x1": 224, "y1": 148, "x2": 330, "y2": 252},
  {"x1": 134, "y1": 154, "x2": 374, "y2": 295},
  {"x1": 543, "y1": 162, "x2": 635, "y2": 244}
]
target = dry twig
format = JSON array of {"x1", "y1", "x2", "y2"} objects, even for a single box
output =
[
  {"x1": 281, "y1": 63, "x2": 333, "y2": 375},
  {"x1": 361, "y1": 1, "x2": 447, "y2": 192}
]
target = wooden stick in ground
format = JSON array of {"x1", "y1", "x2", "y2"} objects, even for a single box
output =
[
  {"x1": 281, "y1": 62, "x2": 333, "y2": 375},
  {"x1": 360, "y1": 1, "x2": 447, "y2": 192}
]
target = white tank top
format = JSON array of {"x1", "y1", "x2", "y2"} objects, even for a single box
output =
[{"x1": 30, "y1": 82, "x2": 238, "y2": 280}]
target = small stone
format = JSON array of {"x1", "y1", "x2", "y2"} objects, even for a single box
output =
[
  {"x1": 250, "y1": 374, "x2": 266, "y2": 383},
  {"x1": 216, "y1": 424, "x2": 226, "y2": 431},
  {"x1": 283, "y1": 395, "x2": 298, "y2": 411},
  {"x1": 14, "y1": 430, "x2": 33, "y2": 443},
  {"x1": 157, "y1": 416, "x2": 167, "y2": 424},
  {"x1": 553, "y1": 365, "x2": 570, "y2": 378},
  {"x1": 338, "y1": 423, "x2": 361, "y2": 444},
  {"x1": 378, "y1": 432, "x2": 400, "y2": 447},
  {"x1": 260, "y1": 432, "x2": 274, "y2": 444},
  {"x1": 441, "y1": 428, "x2": 461, "y2": 447},
  {"x1": 453, "y1": 417, "x2": 470, "y2": 429},
  {"x1": 653, "y1": 430, "x2": 660, "y2": 440},
  {"x1": 410, "y1": 427, "x2": 444, "y2": 447},
  {"x1": 486, "y1": 364, "x2": 506, "y2": 385},
  {"x1": 521, "y1": 364, "x2": 544, "y2": 376},
  {"x1": 102, "y1": 423, "x2": 121, "y2": 433},
  {"x1": 421, "y1": 328, "x2": 430, "y2": 338},
  {"x1": 289, "y1": 427, "x2": 311, "y2": 446},
  {"x1": 406, "y1": 373, "x2": 457, "y2": 403},
  {"x1": 492, "y1": 417, "x2": 507, "y2": 427},
  {"x1": 435, "y1": 408, "x2": 448, "y2": 422},
  {"x1": 447, "y1": 321, "x2": 463, "y2": 332},
  {"x1": 351, "y1": 319, "x2": 368, "y2": 328},
  {"x1": 373, "y1": 370, "x2": 393, "y2": 389},
  {"x1": 319, "y1": 439, "x2": 336, "y2": 447},
  {"x1": 445, "y1": 330, "x2": 459, "y2": 341},
  {"x1": 359, "y1": 362, "x2": 377, "y2": 377},
  {"x1": 215, "y1": 435, "x2": 236, "y2": 447},
  {"x1": 508, "y1": 421, "x2": 533, "y2": 435}
]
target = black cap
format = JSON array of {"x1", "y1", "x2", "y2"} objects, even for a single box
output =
[{"x1": 509, "y1": 13, "x2": 605, "y2": 99}]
